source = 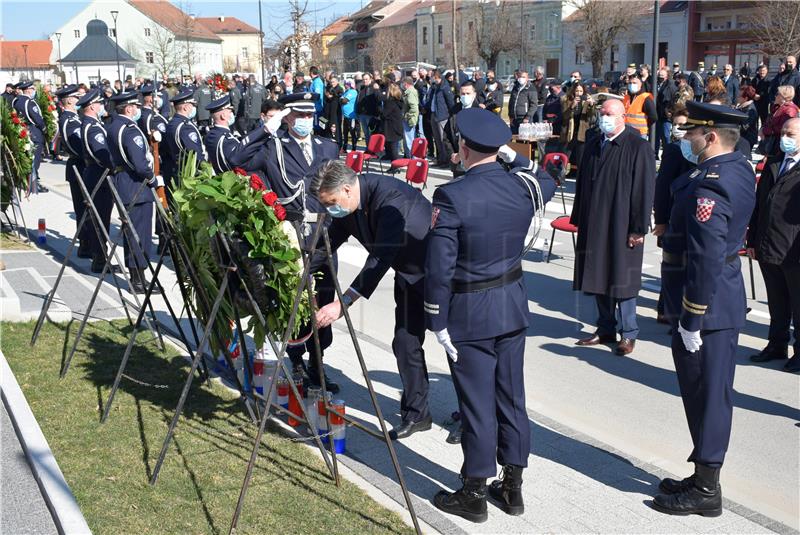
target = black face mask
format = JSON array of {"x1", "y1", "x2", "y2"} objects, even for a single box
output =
[
  {"x1": 657, "y1": 76, "x2": 665, "y2": 82},
  {"x1": 487, "y1": 78, "x2": 495, "y2": 83}
]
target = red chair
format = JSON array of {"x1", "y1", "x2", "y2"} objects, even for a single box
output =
[
  {"x1": 390, "y1": 138, "x2": 428, "y2": 173},
  {"x1": 542, "y1": 152, "x2": 570, "y2": 213},
  {"x1": 547, "y1": 215, "x2": 577, "y2": 263},
  {"x1": 405, "y1": 159, "x2": 429, "y2": 189},
  {"x1": 345, "y1": 151, "x2": 364, "y2": 173},
  {"x1": 362, "y1": 134, "x2": 386, "y2": 172}
]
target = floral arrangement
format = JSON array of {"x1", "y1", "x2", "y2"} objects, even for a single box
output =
[
  {"x1": 0, "y1": 98, "x2": 32, "y2": 210},
  {"x1": 173, "y1": 153, "x2": 310, "y2": 353},
  {"x1": 207, "y1": 72, "x2": 228, "y2": 99},
  {"x1": 34, "y1": 84, "x2": 57, "y2": 146}
]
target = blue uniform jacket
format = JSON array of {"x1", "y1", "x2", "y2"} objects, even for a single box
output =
[
  {"x1": 14, "y1": 95, "x2": 45, "y2": 144},
  {"x1": 654, "y1": 142, "x2": 695, "y2": 225},
  {"x1": 108, "y1": 115, "x2": 155, "y2": 205},
  {"x1": 164, "y1": 114, "x2": 205, "y2": 181},
  {"x1": 81, "y1": 115, "x2": 113, "y2": 187},
  {"x1": 315, "y1": 173, "x2": 431, "y2": 298},
  {"x1": 662, "y1": 151, "x2": 755, "y2": 331},
  {"x1": 204, "y1": 124, "x2": 269, "y2": 175},
  {"x1": 425, "y1": 161, "x2": 555, "y2": 341},
  {"x1": 59, "y1": 109, "x2": 84, "y2": 183}
]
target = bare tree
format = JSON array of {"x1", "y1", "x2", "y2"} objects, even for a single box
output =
[
  {"x1": 567, "y1": 0, "x2": 648, "y2": 78},
  {"x1": 148, "y1": 24, "x2": 180, "y2": 80},
  {"x1": 466, "y1": 1, "x2": 522, "y2": 71},
  {"x1": 369, "y1": 28, "x2": 401, "y2": 72},
  {"x1": 174, "y1": 1, "x2": 198, "y2": 77},
  {"x1": 748, "y1": 1, "x2": 800, "y2": 59}
]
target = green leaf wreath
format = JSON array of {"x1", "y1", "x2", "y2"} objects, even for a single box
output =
[
  {"x1": 172, "y1": 152, "x2": 311, "y2": 353},
  {"x1": 0, "y1": 98, "x2": 33, "y2": 210},
  {"x1": 35, "y1": 84, "x2": 57, "y2": 146}
]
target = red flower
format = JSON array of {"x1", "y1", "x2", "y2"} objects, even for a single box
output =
[
  {"x1": 19, "y1": 129, "x2": 27, "y2": 139},
  {"x1": 262, "y1": 191, "x2": 278, "y2": 206},
  {"x1": 250, "y1": 174, "x2": 266, "y2": 191},
  {"x1": 233, "y1": 167, "x2": 248, "y2": 176},
  {"x1": 48, "y1": 105, "x2": 56, "y2": 111},
  {"x1": 273, "y1": 203, "x2": 286, "y2": 221},
  {"x1": 12, "y1": 117, "x2": 20, "y2": 125}
]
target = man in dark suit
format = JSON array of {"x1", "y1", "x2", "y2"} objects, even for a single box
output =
[
  {"x1": 722, "y1": 64, "x2": 740, "y2": 104},
  {"x1": 311, "y1": 160, "x2": 433, "y2": 439},
  {"x1": 747, "y1": 117, "x2": 800, "y2": 373},
  {"x1": 430, "y1": 69, "x2": 455, "y2": 167},
  {"x1": 655, "y1": 68, "x2": 677, "y2": 157}
]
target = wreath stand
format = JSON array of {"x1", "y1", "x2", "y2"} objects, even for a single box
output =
[{"x1": 0, "y1": 149, "x2": 31, "y2": 243}]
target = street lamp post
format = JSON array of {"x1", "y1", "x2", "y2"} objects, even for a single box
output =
[
  {"x1": 110, "y1": 10, "x2": 121, "y2": 85},
  {"x1": 258, "y1": 0, "x2": 266, "y2": 84},
  {"x1": 22, "y1": 44, "x2": 31, "y2": 81},
  {"x1": 55, "y1": 32, "x2": 63, "y2": 84}
]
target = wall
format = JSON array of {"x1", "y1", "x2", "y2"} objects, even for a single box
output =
[
  {"x1": 217, "y1": 32, "x2": 262, "y2": 77},
  {"x1": 0, "y1": 68, "x2": 56, "y2": 87}
]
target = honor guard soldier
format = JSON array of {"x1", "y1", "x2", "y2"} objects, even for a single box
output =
[
  {"x1": 204, "y1": 95, "x2": 283, "y2": 175},
  {"x1": 251, "y1": 91, "x2": 341, "y2": 392},
  {"x1": 77, "y1": 88, "x2": 120, "y2": 274},
  {"x1": 425, "y1": 108, "x2": 554, "y2": 523},
  {"x1": 655, "y1": 101, "x2": 755, "y2": 517},
  {"x1": 13, "y1": 81, "x2": 48, "y2": 192},
  {"x1": 56, "y1": 84, "x2": 88, "y2": 254},
  {"x1": 139, "y1": 83, "x2": 170, "y2": 255},
  {"x1": 310, "y1": 160, "x2": 434, "y2": 439},
  {"x1": 164, "y1": 87, "x2": 205, "y2": 190},
  {"x1": 108, "y1": 90, "x2": 164, "y2": 294}
]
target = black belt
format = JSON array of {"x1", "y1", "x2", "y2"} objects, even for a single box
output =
[
  {"x1": 662, "y1": 251, "x2": 739, "y2": 267},
  {"x1": 452, "y1": 265, "x2": 523, "y2": 293}
]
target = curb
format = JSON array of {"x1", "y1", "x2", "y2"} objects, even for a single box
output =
[{"x1": 1, "y1": 351, "x2": 92, "y2": 535}]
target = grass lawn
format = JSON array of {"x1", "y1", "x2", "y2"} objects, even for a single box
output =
[
  {"x1": 1, "y1": 320, "x2": 413, "y2": 535},
  {"x1": 1, "y1": 229, "x2": 34, "y2": 251}
]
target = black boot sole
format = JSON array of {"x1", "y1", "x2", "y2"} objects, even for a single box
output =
[
  {"x1": 433, "y1": 493, "x2": 488, "y2": 523},
  {"x1": 651, "y1": 501, "x2": 722, "y2": 517},
  {"x1": 488, "y1": 487, "x2": 524, "y2": 515}
]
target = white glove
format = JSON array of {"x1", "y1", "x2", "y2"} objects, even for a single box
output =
[
  {"x1": 497, "y1": 144, "x2": 517, "y2": 164},
  {"x1": 678, "y1": 324, "x2": 703, "y2": 352},
  {"x1": 148, "y1": 174, "x2": 164, "y2": 188},
  {"x1": 145, "y1": 151, "x2": 154, "y2": 169},
  {"x1": 151, "y1": 130, "x2": 162, "y2": 143},
  {"x1": 434, "y1": 329, "x2": 458, "y2": 362},
  {"x1": 266, "y1": 108, "x2": 291, "y2": 136}
]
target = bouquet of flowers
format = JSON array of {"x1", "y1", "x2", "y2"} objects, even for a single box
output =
[
  {"x1": 207, "y1": 72, "x2": 228, "y2": 100},
  {"x1": 0, "y1": 98, "x2": 33, "y2": 210},
  {"x1": 35, "y1": 84, "x2": 57, "y2": 147},
  {"x1": 173, "y1": 152, "x2": 310, "y2": 353}
]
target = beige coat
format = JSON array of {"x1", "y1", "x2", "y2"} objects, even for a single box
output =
[{"x1": 560, "y1": 97, "x2": 594, "y2": 144}]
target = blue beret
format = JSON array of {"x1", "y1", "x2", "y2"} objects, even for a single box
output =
[
  {"x1": 171, "y1": 87, "x2": 196, "y2": 104},
  {"x1": 680, "y1": 101, "x2": 748, "y2": 130},
  {"x1": 278, "y1": 91, "x2": 318, "y2": 113},
  {"x1": 109, "y1": 90, "x2": 141, "y2": 106},
  {"x1": 56, "y1": 84, "x2": 80, "y2": 99},
  {"x1": 206, "y1": 94, "x2": 231, "y2": 113},
  {"x1": 455, "y1": 108, "x2": 511, "y2": 153},
  {"x1": 76, "y1": 88, "x2": 103, "y2": 108}
]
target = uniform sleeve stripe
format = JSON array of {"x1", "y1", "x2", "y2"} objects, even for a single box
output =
[{"x1": 682, "y1": 296, "x2": 708, "y2": 310}]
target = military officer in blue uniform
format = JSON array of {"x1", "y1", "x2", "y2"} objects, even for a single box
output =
[
  {"x1": 13, "y1": 81, "x2": 48, "y2": 193},
  {"x1": 310, "y1": 160, "x2": 434, "y2": 439},
  {"x1": 56, "y1": 84, "x2": 89, "y2": 255},
  {"x1": 203, "y1": 95, "x2": 284, "y2": 175},
  {"x1": 425, "y1": 108, "x2": 555, "y2": 523},
  {"x1": 138, "y1": 83, "x2": 170, "y2": 255},
  {"x1": 654, "y1": 101, "x2": 755, "y2": 517},
  {"x1": 163, "y1": 87, "x2": 205, "y2": 190},
  {"x1": 250, "y1": 92, "x2": 341, "y2": 392},
  {"x1": 107, "y1": 91, "x2": 163, "y2": 294},
  {"x1": 77, "y1": 88, "x2": 120, "y2": 274}
]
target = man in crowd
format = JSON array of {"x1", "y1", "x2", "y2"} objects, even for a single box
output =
[
  {"x1": 228, "y1": 77, "x2": 245, "y2": 135},
  {"x1": 401, "y1": 76, "x2": 419, "y2": 158},
  {"x1": 309, "y1": 66, "x2": 325, "y2": 129},
  {"x1": 532, "y1": 66, "x2": 548, "y2": 122},
  {"x1": 2, "y1": 83, "x2": 15, "y2": 106},
  {"x1": 654, "y1": 101, "x2": 754, "y2": 517},
  {"x1": 56, "y1": 85, "x2": 88, "y2": 255},
  {"x1": 751, "y1": 64, "x2": 772, "y2": 129},
  {"x1": 279, "y1": 71, "x2": 294, "y2": 95},
  {"x1": 542, "y1": 79, "x2": 563, "y2": 136},
  {"x1": 430, "y1": 69, "x2": 455, "y2": 168},
  {"x1": 672, "y1": 62, "x2": 682, "y2": 81},
  {"x1": 311, "y1": 159, "x2": 433, "y2": 438},
  {"x1": 689, "y1": 62, "x2": 706, "y2": 102},
  {"x1": 13, "y1": 81, "x2": 47, "y2": 193},
  {"x1": 722, "y1": 64, "x2": 739, "y2": 105},
  {"x1": 322, "y1": 75, "x2": 343, "y2": 145},
  {"x1": 639, "y1": 64, "x2": 653, "y2": 94},
  {"x1": 672, "y1": 74, "x2": 695, "y2": 111},
  {"x1": 414, "y1": 68, "x2": 430, "y2": 144},
  {"x1": 623, "y1": 74, "x2": 657, "y2": 139},
  {"x1": 243, "y1": 74, "x2": 267, "y2": 133},
  {"x1": 473, "y1": 69, "x2": 486, "y2": 97},
  {"x1": 481, "y1": 71, "x2": 504, "y2": 114},
  {"x1": 747, "y1": 117, "x2": 800, "y2": 373},
  {"x1": 193, "y1": 74, "x2": 213, "y2": 135},
  {"x1": 507, "y1": 70, "x2": 538, "y2": 134},
  {"x1": 571, "y1": 98, "x2": 655, "y2": 356},
  {"x1": 769, "y1": 56, "x2": 800, "y2": 106},
  {"x1": 655, "y1": 68, "x2": 677, "y2": 156},
  {"x1": 356, "y1": 72, "x2": 379, "y2": 144},
  {"x1": 138, "y1": 83, "x2": 169, "y2": 255}
]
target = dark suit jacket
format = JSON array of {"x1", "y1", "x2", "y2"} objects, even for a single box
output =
[{"x1": 748, "y1": 154, "x2": 800, "y2": 264}]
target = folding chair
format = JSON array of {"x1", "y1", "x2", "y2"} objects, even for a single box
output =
[
  {"x1": 547, "y1": 215, "x2": 577, "y2": 263},
  {"x1": 405, "y1": 159, "x2": 429, "y2": 189},
  {"x1": 362, "y1": 134, "x2": 386, "y2": 172},
  {"x1": 345, "y1": 150, "x2": 365, "y2": 173},
  {"x1": 390, "y1": 137, "x2": 428, "y2": 173}
]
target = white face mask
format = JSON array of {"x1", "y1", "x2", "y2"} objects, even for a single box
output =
[
  {"x1": 460, "y1": 94, "x2": 475, "y2": 108},
  {"x1": 598, "y1": 115, "x2": 618, "y2": 135},
  {"x1": 671, "y1": 125, "x2": 687, "y2": 140}
]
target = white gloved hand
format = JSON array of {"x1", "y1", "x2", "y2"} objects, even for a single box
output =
[
  {"x1": 434, "y1": 329, "x2": 458, "y2": 362},
  {"x1": 145, "y1": 151, "x2": 154, "y2": 169},
  {"x1": 497, "y1": 144, "x2": 517, "y2": 164},
  {"x1": 148, "y1": 174, "x2": 165, "y2": 188},
  {"x1": 678, "y1": 324, "x2": 703, "y2": 352},
  {"x1": 151, "y1": 130, "x2": 162, "y2": 143},
  {"x1": 266, "y1": 108, "x2": 292, "y2": 135}
]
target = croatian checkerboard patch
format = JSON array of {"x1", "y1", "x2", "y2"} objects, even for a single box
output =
[
  {"x1": 696, "y1": 197, "x2": 715, "y2": 222},
  {"x1": 430, "y1": 207, "x2": 440, "y2": 229}
]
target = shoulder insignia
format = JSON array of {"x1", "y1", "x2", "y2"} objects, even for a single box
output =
[
  {"x1": 696, "y1": 197, "x2": 715, "y2": 222},
  {"x1": 94, "y1": 133, "x2": 105, "y2": 144},
  {"x1": 705, "y1": 172, "x2": 719, "y2": 179},
  {"x1": 133, "y1": 136, "x2": 144, "y2": 148},
  {"x1": 689, "y1": 169, "x2": 702, "y2": 179},
  {"x1": 281, "y1": 137, "x2": 291, "y2": 143},
  {"x1": 157, "y1": 123, "x2": 166, "y2": 132},
  {"x1": 314, "y1": 138, "x2": 322, "y2": 145},
  {"x1": 189, "y1": 132, "x2": 199, "y2": 143},
  {"x1": 430, "y1": 207, "x2": 440, "y2": 229},
  {"x1": 304, "y1": 93, "x2": 312, "y2": 99}
]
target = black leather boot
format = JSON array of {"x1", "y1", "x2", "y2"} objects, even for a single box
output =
[
  {"x1": 91, "y1": 255, "x2": 121, "y2": 274},
  {"x1": 129, "y1": 268, "x2": 146, "y2": 294},
  {"x1": 489, "y1": 464, "x2": 524, "y2": 515},
  {"x1": 658, "y1": 473, "x2": 695, "y2": 494},
  {"x1": 138, "y1": 269, "x2": 162, "y2": 295},
  {"x1": 307, "y1": 359, "x2": 339, "y2": 394},
  {"x1": 653, "y1": 463, "x2": 722, "y2": 517},
  {"x1": 433, "y1": 477, "x2": 488, "y2": 523},
  {"x1": 77, "y1": 242, "x2": 92, "y2": 259}
]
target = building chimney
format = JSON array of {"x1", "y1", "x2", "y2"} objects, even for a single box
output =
[{"x1": 219, "y1": 16, "x2": 225, "y2": 22}]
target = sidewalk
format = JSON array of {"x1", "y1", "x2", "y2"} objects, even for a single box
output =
[{"x1": 5, "y1": 160, "x2": 797, "y2": 534}]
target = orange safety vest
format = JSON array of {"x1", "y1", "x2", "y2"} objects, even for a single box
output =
[{"x1": 624, "y1": 92, "x2": 652, "y2": 136}]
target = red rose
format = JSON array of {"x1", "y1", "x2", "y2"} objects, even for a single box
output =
[
  {"x1": 12, "y1": 117, "x2": 20, "y2": 125},
  {"x1": 273, "y1": 203, "x2": 286, "y2": 221},
  {"x1": 250, "y1": 174, "x2": 266, "y2": 191},
  {"x1": 262, "y1": 191, "x2": 278, "y2": 206},
  {"x1": 48, "y1": 105, "x2": 56, "y2": 111},
  {"x1": 233, "y1": 167, "x2": 248, "y2": 176},
  {"x1": 19, "y1": 129, "x2": 27, "y2": 139}
]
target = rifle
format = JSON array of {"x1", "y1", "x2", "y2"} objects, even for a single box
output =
[{"x1": 151, "y1": 135, "x2": 168, "y2": 209}]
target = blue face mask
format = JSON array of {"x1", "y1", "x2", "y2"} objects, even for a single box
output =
[
  {"x1": 779, "y1": 135, "x2": 797, "y2": 155},
  {"x1": 96, "y1": 105, "x2": 107, "y2": 119},
  {"x1": 188, "y1": 106, "x2": 197, "y2": 120},
  {"x1": 132, "y1": 108, "x2": 142, "y2": 122},
  {"x1": 680, "y1": 138, "x2": 699, "y2": 164},
  {"x1": 628, "y1": 83, "x2": 639, "y2": 94},
  {"x1": 227, "y1": 112, "x2": 235, "y2": 126},
  {"x1": 326, "y1": 203, "x2": 350, "y2": 218},
  {"x1": 598, "y1": 115, "x2": 617, "y2": 135},
  {"x1": 292, "y1": 117, "x2": 314, "y2": 137}
]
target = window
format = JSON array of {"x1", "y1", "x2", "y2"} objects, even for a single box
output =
[
  {"x1": 437, "y1": 25, "x2": 443, "y2": 45},
  {"x1": 144, "y1": 27, "x2": 151, "y2": 37},
  {"x1": 422, "y1": 26, "x2": 428, "y2": 44},
  {"x1": 74, "y1": 29, "x2": 80, "y2": 38},
  {"x1": 241, "y1": 47, "x2": 249, "y2": 59},
  {"x1": 547, "y1": 20, "x2": 556, "y2": 41},
  {"x1": 145, "y1": 51, "x2": 154, "y2": 63},
  {"x1": 575, "y1": 46, "x2": 586, "y2": 65},
  {"x1": 468, "y1": 20, "x2": 473, "y2": 34},
  {"x1": 530, "y1": 22, "x2": 536, "y2": 41},
  {"x1": 706, "y1": 16, "x2": 732, "y2": 31}
]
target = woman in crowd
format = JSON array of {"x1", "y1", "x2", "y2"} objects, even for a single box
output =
[
  {"x1": 704, "y1": 75, "x2": 728, "y2": 104},
  {"x1": 559, "y1": 82, "x2": 595, "y2": 172},
  {"x1": 736, "y1": 85, "x2": 759, "y2": 156},
  {"x1": 376, "y1": 81, "x2": 404, "y2": 161},
  {"x1": 323, "y1": 75, "x2": 344, "y2": 146},
  {"x1": 340, "y1": 80, "x2": 359, "y2": 152},
  {"x1": 266, "y1": 74, "x2": 278, "y2": 93},
  {"x1": 761, "y1": 85, "x2": 799, "y2": 156}
]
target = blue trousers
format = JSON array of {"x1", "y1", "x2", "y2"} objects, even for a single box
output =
[
  {"x1": 595, "y1": 294, "x2": 639, "y2": 339},
  {"x1": 450, "y1": 328, "x2": 529, "y2": 478},
  {"x1": 83, "y1": 168, "x2": 113, "y2": 260},
  {"x1": 123, "y1": 201, "x2": 153, "y2": 269},
  {"x1": 654, "y1": 120, "x2": 672, "y2": 157},
  {"x1": 671, "y1": 327, "x2": 739, "y2": 467}
]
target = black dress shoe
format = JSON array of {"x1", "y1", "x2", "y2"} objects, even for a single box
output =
[
  {"x1": 77, "y1": 244, "x2": 93, "y2": 259},
  {"x1": 91, "y1": 257, "x2": 121, "y2": 273},
  {"x1": 129, "y1": 269, "x2": 146, "y2": 294},
  {"x1": 658, "y1": 474, "x2": 695, "y2": 494},
  {"x1": 389, "y1": 415, "x2": 432, "y2": 440},
  {"x1": 652, "y1": 464, "x2": 722, "y2": 517},
  {"x1": 750, "y1": 349, "x2": 788, "y2": 363},
  {"x1": 446, "y1": 426, "x2": 462, "y2": 444},
  {"x1": 307, "y1": 365, "x2": 340, "y2": 394},
  {"x1": 784, "y1": 355, "x2": 800, "y2": 373},
  {"x1": 576, "y1": 333, "x2": 617, "y2": 346},
  {"x1": 433, "y1": 478, "x2": 488, "y2": 523},
  {"x1": 489, "y1": 465, "x2": 524, "y2": 515}
]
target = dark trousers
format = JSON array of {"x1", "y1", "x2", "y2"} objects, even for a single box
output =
[
  {"x1": 341, "y1": 117, "x2": 360, "y2": 151},
  {"x1": 450, "y1": 328, "x2": 529, "y2": 478},
  {"x1": 287, "y1": 262, "x2": 335, "y2": 368},
  {"x1": 671, "y1": 327, "x2": 739, "y2": 467},
  {"x1": 759, "y1": 262, "x2": 800, "y2": 355},
  {"x1": 595, "y1": 294, "x2": 639, "y2": 339},
  {"x1": 31, "y1": 142, "x2": 43, "y2": 191},
  {"x1": 392, "y1": 276, "x2": 429, "y2": 422},
  {"x1": 66, "y1": 161, "x2": 89, "y2": 242},
  {"x1": 84, "y1": 173, "x2": 113, "y2": 260},
  {"x1": 422, "y1": 112, "x2": 435, "y2": 157},
  {"x1": 432, "y1": 118, "x2": 450, "y2": 165},
  {"x1": 385, "y1": 139, "x2": 402, "y2": 161},
  {"x1": 123, "y1": 201, "x2": 153, "y2": 269}
]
